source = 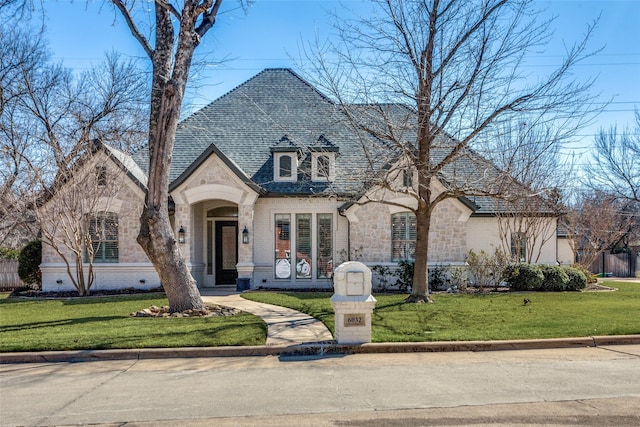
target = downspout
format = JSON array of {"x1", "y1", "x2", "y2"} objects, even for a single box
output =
[{"x1": 338, "y1": 208, "x2": 350, "y2": 262}]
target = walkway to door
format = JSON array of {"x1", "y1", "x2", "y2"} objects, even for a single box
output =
[{"x1": 200, "y1": 288, "x2": 334, "y2": 346}]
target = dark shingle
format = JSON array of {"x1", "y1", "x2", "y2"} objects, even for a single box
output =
[{"x1": 130, "y1": 68, "x2": 551, "y2": 214}]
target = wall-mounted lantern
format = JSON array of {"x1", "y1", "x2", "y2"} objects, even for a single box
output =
[
  {"x1": 178, "y1": 225, "x2": 186, "y2": 244},
  {"x1": 242, "y1": 226, "x2": 249, "y2": 244}
]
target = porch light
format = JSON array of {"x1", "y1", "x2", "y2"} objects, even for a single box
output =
[
  {"x1": 242, "y1": 226, "x2": 249, "y2": 244},
  {"x1": 178, "y1": 225, "x2": 186, "y2": 244}
]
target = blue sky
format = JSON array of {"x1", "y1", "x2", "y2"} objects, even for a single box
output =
[{"x1": 44, "y1": 0, "x2": 639, "y2": 161}]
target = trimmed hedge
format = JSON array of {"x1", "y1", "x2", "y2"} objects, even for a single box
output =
[
  {"x1": 540, "y1": 265, "x2": 569, "y2": 291},
  {"x1": 504, "y1": 264, "x2": 544, "y2": 291},
  {"x1": 505, "y1": 263, "x2": 587, "y2": 292},
  {"x1": 564, "y1": 266, "x2": 588, "y2": 291}
]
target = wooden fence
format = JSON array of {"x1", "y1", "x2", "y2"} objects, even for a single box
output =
[
  {"x1": 0, "y1": 260, "x2": 24, "y2": 289},
  {"x1": 588, "y1": 251, "x2": 638, "y2": 278}
]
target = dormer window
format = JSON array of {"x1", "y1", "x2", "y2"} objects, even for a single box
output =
[
  {"x1": 311, "y1": 152, "x2": 336, "y2": 182},
  {"x1": 274, "y1": 152, "x2": 297, "y2": 182}
]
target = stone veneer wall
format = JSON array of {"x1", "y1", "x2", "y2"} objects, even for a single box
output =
[
  {"x1": 350, "y1": 197, "x2": 468, "y2": 264},
  {"x1": 41, "y1": 153, "x2": 157, "y2": 292}
]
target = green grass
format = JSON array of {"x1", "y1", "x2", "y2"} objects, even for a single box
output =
[
  {"x1": 0, "y1": 294, "x2": 267, "y2": 352},
  {"x1": 242, "y1": 280, "x2": 640, "y2": 342}
]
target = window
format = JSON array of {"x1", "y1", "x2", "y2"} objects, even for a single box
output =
[
  {"x1": 96, "y1": 166, "x2": 107, "y2": 187},
  {"x1": 311, "y1": 152, "x2": 335, "y2": 181},
  {"x1": 87, "y1": 212, "x2": 118, "y2": 263},
  {"x1": 274, "y1": 153, "x2": 297, "y2": 182},
  {"x1": 296, "y1": 214, "x2": 312, "y2": 279},
  {"x1": 511, "y1": 232, "x2": 527, "y2": 262},
  {"x1": 317, "y1": 214, "x2": 333, "y2": 279},
  {"x1": 391, "y1": 212, "x2": 416, "y2": 261},
  {"x1": 402, "y1": 168, "x2": 413, "y2": 188},
  {"x1": 274, "y1": 214, "x2": 291, "y2": 278},
  {"x1": 280, "y1": 155, "x2": 292, "y2": 177},
  {"x1": 317, "y1": 155, "x2": 330, "y2": 178},
  {"x1": 273, "y1": 213, "x2": 334, "y2": 280}
]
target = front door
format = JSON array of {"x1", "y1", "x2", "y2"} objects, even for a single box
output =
[{"x1": 215, "y1": 221, "x2": 238, "y2": 285}]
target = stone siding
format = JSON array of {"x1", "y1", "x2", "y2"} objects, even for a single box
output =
[
  {"x1": 350, "y1": 198, "x2": 468, "y2": 263},
  {"x1": 41, "y1": 153, "x2": 152, "y2": 292}
]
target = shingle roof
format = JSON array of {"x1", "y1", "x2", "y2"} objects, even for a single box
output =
[
  {"x1": 130, "y1": 68, "x2": 553, "y2": 215},
  {"x1": 132, "y1": 68, "x2": 374, "y2": 196}
]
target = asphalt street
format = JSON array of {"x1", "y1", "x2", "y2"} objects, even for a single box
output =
[{"x1": 1, "y1": 345, "x2": 639, "y2": 426}]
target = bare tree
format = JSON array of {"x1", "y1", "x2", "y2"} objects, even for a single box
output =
[
  {"x1": 306, "y1": 0, "x2": 597, "y2": 302},
  {"x1": 1, "y1": 11, "x2": 148, "y2": 263},
  {"x1": 36, "y1": 143, "x2": 130, "y2": 295},
  {"x1": 110, "y1": 0, "x2": 250, "y2": 312},
  {"x1": 564, "y1": 191, "x2": 633, "y2": 270},
  {"x1": 586, "y1": 111, "x2": 640, "y2": 204},
  {"x1": 0, "y1": 23, "x2": 46, "y2": 246},
  {"x1": 487, "y1": 121, "x2": 569, "y2": 263}
]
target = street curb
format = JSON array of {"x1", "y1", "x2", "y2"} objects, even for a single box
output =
[{"x1": 2, "y1": 335, "x2": 639, "y2": 364}]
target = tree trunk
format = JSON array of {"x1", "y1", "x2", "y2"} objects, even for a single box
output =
[
  {"x1": 405, "y1": 202, "x2": 434, "y2": 303},
  {"x1": 138, "y1": 208, "x2": 202, "y2": 312},
  {"x1": 135, "y1": 3, "x2": 205, "y2": 313}
]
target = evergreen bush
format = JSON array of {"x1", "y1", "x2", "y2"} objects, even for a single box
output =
[
  {"x1": 564, "y1": 266, "x2": 588, "y2": 291},
  {"x1": 540, "y1": 265, "x2": 570, "y2": 291},
  {"x1": 18, "y1": 240, "x2": 42, "y2": 287},
  {"x1": 504, "y1": 263, "x2": 543, "y2": 291}
]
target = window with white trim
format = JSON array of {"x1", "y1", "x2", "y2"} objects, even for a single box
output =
[
  {"x1": 86, "y1": 212, "x2": 118, "y2": 263},
  {"x1": 273, "y1": 213, "x2": 334, "y2": 280},
  {"x1": 274, "y1": 152, "x2": 297, "y2": 182},
  {"x1": 391, "y1": 212, "x2": 416, "y2": 262},
  {"x1": 511, "y1": 232, "x2": 527, "y2": 262},
  {"x1": 311, "y1": 152, "x2": 335, "y2": 181}
]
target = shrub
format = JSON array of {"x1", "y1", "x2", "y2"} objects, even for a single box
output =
[
  {"x1": 466, "y1": 248, "x2": 509, "y2": 289},
  {"x1": 504, "y1": 263, "x2": 543, "y2": 291},
  {"x1": 428, "y1": 264, "x2": 448, "y2": 291},
  {"x1": 564, "y1": 266, "x2": 587, "y2": 291},
  {"x1": 371, "y1": 265, "x2": 392, "y2": 291},
  {"x1": 394, "y1": 260, "x2": 414, "y2": 292},
  {"x1": 572, "y1": 263, "x2": 598, "y2": 284},
  {"x1": 540, "y1": 265, "x2": 569, "y2": 291},
  {"x1": 18, "y1": 240, "x2": 42, "y2": 287}
]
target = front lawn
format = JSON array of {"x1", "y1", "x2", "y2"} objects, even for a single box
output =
[
  {"x1": 0, "y1": 294, "x2": 267, "y2": 352},
  {"x1": 242, "y1": 280, "x2": 640, "y2": 342}
]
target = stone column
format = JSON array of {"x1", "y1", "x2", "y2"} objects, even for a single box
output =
[{"x1": 236, "y1": 201, "x2": 255, "y2": 289}]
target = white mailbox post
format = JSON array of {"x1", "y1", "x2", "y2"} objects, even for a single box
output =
[{"x1": 331, "y1": 261, "x2": 377, "y2": 344}]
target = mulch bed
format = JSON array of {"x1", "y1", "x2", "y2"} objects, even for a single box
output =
[{"x1": 7, "y1": 287, "x2": 165, "y2": 299}]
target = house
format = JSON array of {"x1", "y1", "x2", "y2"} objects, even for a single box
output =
[{"x1": 40, "y1": 68, "x2": 564, "y2": 292}]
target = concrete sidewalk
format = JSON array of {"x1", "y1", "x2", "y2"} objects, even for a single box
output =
[{"x1": 200, "y1": 290, "x2": 334, "y2": 345}]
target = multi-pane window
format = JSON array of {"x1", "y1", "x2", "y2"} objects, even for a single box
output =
[
  {"x1": 274, "y1": 214, "x2": 291, "y2": 279},
  {"x1": 273, "y1": 213, "x2": 333, "y2": 280},
  {"x1": 391, "y1": 212, "x2": 416, "y2": 262},
  {"x1": 317, "y1": 214, "x2": 333, "y2": 279},
  {"x1": 296, "y1": 214, "x2": 312, "y2": 279},
  {"x1": 87, "y1": 212, "x2": 118, "y2": 263},
  {"x1": 511, "y1": 232, "x2": 527, "y2": 262}
]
